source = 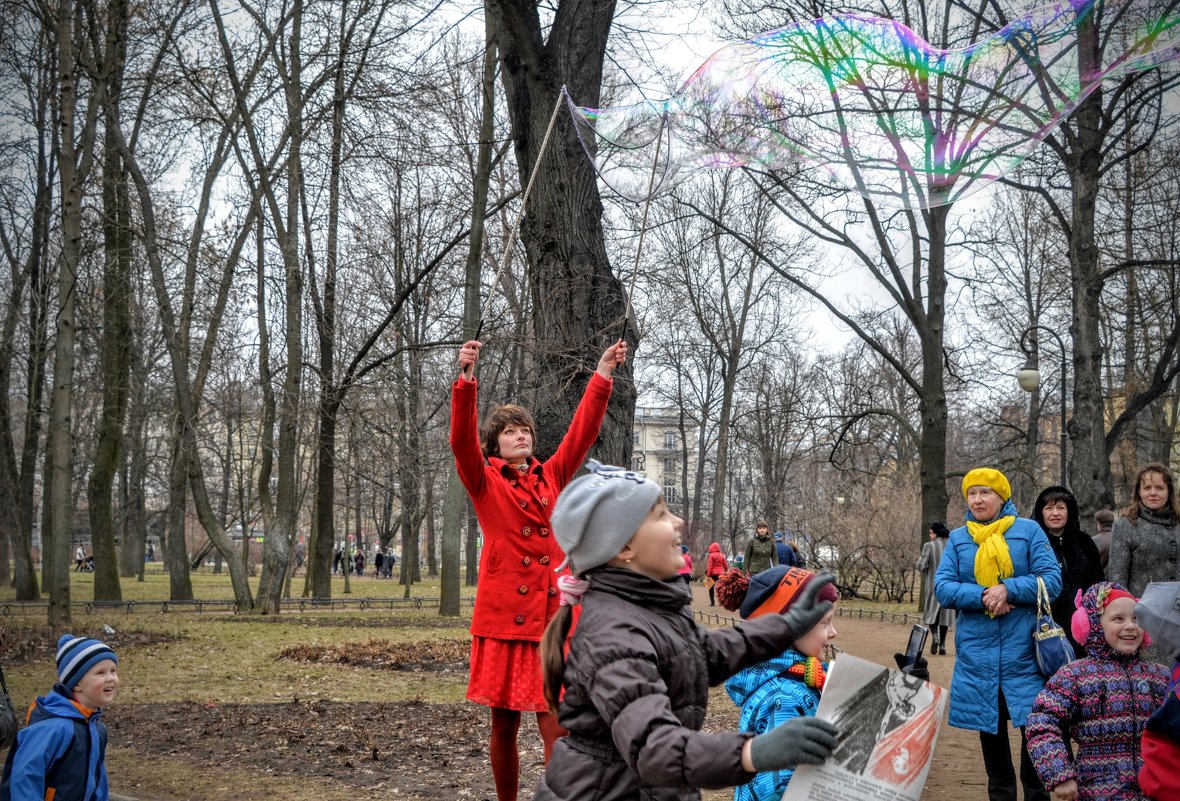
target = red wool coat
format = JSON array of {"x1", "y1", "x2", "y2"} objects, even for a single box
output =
[{"x1": 450, "y1": 372, "x2": 612, "y2": 641}]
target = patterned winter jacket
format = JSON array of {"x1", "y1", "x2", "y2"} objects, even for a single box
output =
[
  {"x1": 725, "y1": 649, "x2": 824, "y2": 801},
  {"x1": 1026, "y1": 585, "x2": 1170, "y2": 801}
]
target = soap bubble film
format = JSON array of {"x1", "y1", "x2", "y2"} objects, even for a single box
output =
[{"x1": 568, "y1": 0, "x2": 1180, "y2": 209}]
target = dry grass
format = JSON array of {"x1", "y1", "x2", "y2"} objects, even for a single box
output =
[{"x1": 0, "y1": 609, "x2": 472, "y2": 707}]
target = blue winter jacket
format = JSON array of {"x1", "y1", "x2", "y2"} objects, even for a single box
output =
[
  {"x1": 0, "y1": 685, "x2": 109, "y2": 801},
  {"x1": 934, "y1": 507, "x2": 1062, "y2": 734},
  {"x1": 725, "y1": 649, "x2": 823, "y2": 801}
]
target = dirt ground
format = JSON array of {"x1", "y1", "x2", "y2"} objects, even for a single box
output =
[{"x1": 11, "y1": 590, "x2": 1022, "y2": 800}]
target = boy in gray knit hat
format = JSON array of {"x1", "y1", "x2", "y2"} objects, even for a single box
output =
[{"x1": 535, "y1": 460, "x2": 839, "y2": 799}]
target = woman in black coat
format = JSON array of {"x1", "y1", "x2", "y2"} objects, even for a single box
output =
[{"x1": 1031, "y1": 485, "x2": 1105, "y2": 657}]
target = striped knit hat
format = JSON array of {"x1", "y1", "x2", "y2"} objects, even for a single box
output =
[{"x1": 56, "y1": 634, "x2": 118, "y2": 689}]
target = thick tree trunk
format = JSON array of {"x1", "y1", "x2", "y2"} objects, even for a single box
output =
[
  {"x1": 918, "y1": 206, "x2": 950, "y2": 541},
  {"x1": 487, "y1": 0, "x2": 634, "y2": 465},
  {"x1": 1065, "y1": 20, "x2": 1114, "y2": 530}
]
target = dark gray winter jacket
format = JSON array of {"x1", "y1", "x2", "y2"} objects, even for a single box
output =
[{"x1": 533, "y1": 567, "x2": 796, "y2": 801}]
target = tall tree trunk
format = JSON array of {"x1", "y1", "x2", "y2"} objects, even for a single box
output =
[
  {"x1": 441, "y1": 35, "x2": 497, "y2": 616},
  {"x1": 117, "y1": 346, "x2": 147, "y2": 580},
  {"x1": 1065, "y1": 17, "x2": 1113, "y2": 528},
  {"x1": 163, "y1": 422, "x2": 194, "y2": 600},
  {"x1": 46, "y1": 0, "x2": 100, "y2": 624},
  {"x1": 487, "y1": 0, "x2": 634, "y2": 464},
  {"x1": 88, "y1": 6, "x2": 133, "y2": 599},
  {"x1": 254, "y1": 0, "x2": 304, "y2": 613},
  {"x1": 918, "y1": 206, "x2": 950, "y2": 540}
]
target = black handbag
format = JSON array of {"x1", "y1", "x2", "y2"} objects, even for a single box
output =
[
  {"x1": 1033, "y1": 576, "x2": 1075, "y2": 677},
  {"x1": 0, "y1": 660, "x2": 18, "y2": 751}
]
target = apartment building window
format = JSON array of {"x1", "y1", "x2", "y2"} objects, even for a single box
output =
[
  {"x1": 663, "y1": 485, "x2": 678, "y2": 503},
  {"x1": 663, "y1": 457, "x2": 676, "y2": 473},
  {"x1": 633, "y1": 429, "x2": 641, "y2": 445},
  {"x1": 663, "y1": 431, "x2": 676, "y2": 449}
]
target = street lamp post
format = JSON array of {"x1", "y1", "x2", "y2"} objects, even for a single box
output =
[{"x1": 1016, "y1": 325, "x2": 1069, "y2": 487}]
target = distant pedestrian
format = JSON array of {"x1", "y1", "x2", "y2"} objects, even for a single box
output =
[
  {"x1": 375, "y1": 550, "x2": 384, "y2": 577},
  {"x1": 916, "y1": 522, "x2": 953, "y2": 655},
  {"x1": 677, "y1": 545, "x2": 694, "y2": 585},
  {"x1": 774, "y1": 532, "x2": 797, "y2": 568},
  {"x1": 1092, "y1": 510, "x2": 1114, "y2": 573},
  {"x1": 354, "y1": 551, "x2": 365, "y2": 577},
  {"x1": 705, "y1": 543, "x2": 728, "y2": 606},
  {"x1": 384, "y1": 552, "x2": 396, "y2": 578},
  {"x1": 743, "y1": 522, "x2": 779, "y2": 575},
  {"x1": 74, "y1": 545, "x2": 85, "y2": 573}
]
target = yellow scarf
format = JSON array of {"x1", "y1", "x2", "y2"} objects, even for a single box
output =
[{"x1": 967, "y1": 515, "x2": 1016, "y2": 588}]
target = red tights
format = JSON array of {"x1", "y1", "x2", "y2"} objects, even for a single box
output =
[{"x1": 489, "y1": 707, "x2": 565, "y2": 801}]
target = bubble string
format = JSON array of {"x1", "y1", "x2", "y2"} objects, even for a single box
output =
[
  {"x1": 465, "y1": 89, "x2": 565, "y2": 375},
  {"x1": 567, "y1": 0, "x2": 1180, "y2": 209}
]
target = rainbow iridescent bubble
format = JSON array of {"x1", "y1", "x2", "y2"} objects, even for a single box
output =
[{"x1": 569, "y1": 0, "x2": 1180, "y2": 209}]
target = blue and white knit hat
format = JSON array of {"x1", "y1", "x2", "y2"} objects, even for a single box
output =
[{"x1": 56, "y1": 634, "x2": 118, "y2": 689}]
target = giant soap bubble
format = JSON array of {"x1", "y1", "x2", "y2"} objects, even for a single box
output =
[{"x1": 569, "y1": 0, "x2": 1180, "y2": 209}]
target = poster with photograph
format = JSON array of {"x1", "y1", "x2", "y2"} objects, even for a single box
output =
[{"x1": 781, "y1": 654, "x2": 946, "y2": 801}]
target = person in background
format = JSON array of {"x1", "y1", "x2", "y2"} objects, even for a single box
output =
[
  {"x1": 706, "y1": 543, "x2": 729, "y2": 607},
  {"x1": 677, "y1": 544, "x2": 694, "y2": 586},
  {"x1": 1092, "y1": 510, "x2": 1114, "y2": 573},
  {"x1": 744, "y1": 522, "x2": 779, "y2": 575},
  {"x1": 374, "y1": 549, "x2": 385, "y2": 578},
  {"x1": 774, "y1": 532, "x2": 798, "y2": 568},
  {"x1": 1110, "y1": 463, "x2": 1180, "y2": 598},
  {"x1": 935, "y1": 467, "x2": 1061, "y2": 801},
  {"x1": 917, "y1": 522, "x2": 953, "y2": 655},
  {"x1": 1032, "y1": 485, "x2": 1105, "y2": 657}
]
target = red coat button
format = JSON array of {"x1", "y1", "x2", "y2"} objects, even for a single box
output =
[
  {"x1": 519, "y1": 500, "x2": 528, "y2": 508},
  {"x1": 539, "y1": 555, "x2": 550, "y2": 565},
  {"x1": 539, "y1": 527, "x2": 549, "y2": 537},
  {"x1": 518, "y1": 585, "x2": 529, "y2": 594},
  {"x1": 514, "y1": 615, "x2": 525, "y2": 624},
  {"x1": 522, "y1": 556, "x2": 532, "y2": 566},
  {"x1": 522, "y1": 527, "x2": 531, "y2": 537},
  {"x1": 541, "y1": 496, "x2": 549, "y2": 506},
  {"x1": 548, "y1": 587, "x2": 558, "y2": 596}
]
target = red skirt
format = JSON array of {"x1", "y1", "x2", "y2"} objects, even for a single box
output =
[{"x1": 467, "y1": 636, "x2": 547, "y2": 712}]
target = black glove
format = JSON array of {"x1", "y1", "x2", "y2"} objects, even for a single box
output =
[
  {"x1": 749, "y1": 717, "x2": 840, "y2": 772},
  {"x1": 782, "y1": 573, "x2": 836, "y2": 639},
  {"x1": 893, "y1": 652, "x2": 930, "y2": 682}
]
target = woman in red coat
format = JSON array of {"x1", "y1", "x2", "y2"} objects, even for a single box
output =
[
  {"x1": 451, "y1": 337, "x2": 626, "y2": 801},
  {"x1": 705, "y1": 542, "x2": 729, "y2": 606}
]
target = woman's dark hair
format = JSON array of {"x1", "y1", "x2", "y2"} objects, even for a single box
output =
[
  {"x1": 1126, "y1": 463, "x2": 1180, "y2": 522},
  {"x1": 540, "y1": 603, "x2": 575, "y2": 715},
  {"x1": 479, "y1": 404, "x2": 537, "y2": 459},
  {"x1": 1032, "y1": 485, "x2": 1080, "y2": 538},
  {"x1": 929, "y1": 522, "x2": 949, "y2": 538}
]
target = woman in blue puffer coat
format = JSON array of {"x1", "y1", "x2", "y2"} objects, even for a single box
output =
[{"x1": 935, "y1": 467, "x2": 1062, "y2": 801}]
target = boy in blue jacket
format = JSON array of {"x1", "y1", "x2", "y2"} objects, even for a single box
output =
[{"x1": 1, "y1": 634, "x2": 119, "y2": 801}]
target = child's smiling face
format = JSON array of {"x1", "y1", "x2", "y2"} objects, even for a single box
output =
[
  {"x1": 72, "y1": 658, "x2": 120, "y2": 709},
  {"x1": 1100, "y1": 596, "x2": 1144, "y2": 655},
  {"x1": 793, "y1": 608, "x2": 838, "y2": 659},
  {"x1": 617, "y1": 498, "x2": 685, "y2": 580}
]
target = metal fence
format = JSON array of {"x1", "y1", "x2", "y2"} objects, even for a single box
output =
[
  {"x1": 693, "y1": 605, "x2": 917, "y2": 629},
  {"x1": 0, "y1": 596, "x2": 475, "y2": 616}
]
